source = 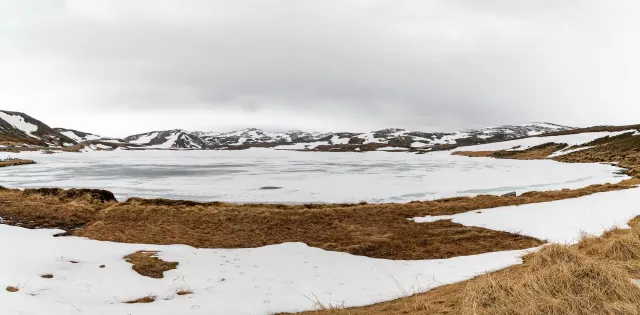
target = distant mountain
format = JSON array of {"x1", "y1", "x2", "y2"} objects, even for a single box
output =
[
  {"x1": 0, "y1": 110, "x2": 76, "y2": 147},
  {"x1": 125, "y1": 129, "x2": 206, "y2": 149},
  {"x1": 124, "y1": 122, "x2": 575, "y2": 151},
  {"x1": 54, "y1": 128, "x2": 102, "y2": 143},
  {"x1": 192, "y1": 129, "x2": 333, "y2": 147},
  {"x1": 0, "y1": 109, "x2": 575, "y2": 151}
]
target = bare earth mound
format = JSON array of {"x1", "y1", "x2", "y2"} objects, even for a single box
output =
[{"x1": 124, "y1": 251, "x2": 178, "y2": 279}]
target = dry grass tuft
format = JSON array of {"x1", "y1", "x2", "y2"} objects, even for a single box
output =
[
  {"x1": 176, "y1": 290, "x2": 193, "y2": 296},
  {"x1": 40, "y1": 274, "x2": 53, "y2": 279},
  {"x1": 463, "y1": 245, "x2": 640, "y2": 315},
  {"x1": 5, "y1": 286, "x2": 19, "y2": 292},
  {"x1": 452, "y1": 151, "x2": 495, "y2": 157},
  {"x1": 124, "y1": 251, "x2": 178, "y2": 279},
  {"x1": 124, "y1": 296, "x2": 156, "y2": 304}
]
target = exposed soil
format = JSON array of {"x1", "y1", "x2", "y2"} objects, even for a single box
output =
[
  {"x1": 124, "y1": 296, "x2": 156, "y2": 304},
  {"x1": 124, "y1": 251, "x2": 178, "y2": 279},
  {"x1": 5, "y1": 286, "x2": 19, "y2": 293}
]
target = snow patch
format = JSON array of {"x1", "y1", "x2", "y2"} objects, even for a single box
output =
[
  {"x1": 413, "y1": 188, "x2": 640, "y2": 244},
  {"x1": 129, "y1": 132, "x2": 160, "y2": 145},
  {"x1": 547, "y1": 146, "x2": 595, "y2": 158},
  {"x1": 0, "y1": 223, "x2": 530, "y2": 315}
]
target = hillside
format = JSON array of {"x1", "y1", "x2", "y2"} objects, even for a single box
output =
[
  {"x1": 54, "y1": 128, "x2": 102, "y2": 143},
  {"x1": 0, "y1": 111, "x2": 76, "y2": 147}
]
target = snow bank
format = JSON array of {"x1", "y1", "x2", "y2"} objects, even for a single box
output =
[
  {"x1": 413, "y1": 188, "x2": 640, "y2": 244},
  {"x1": 0, "y1": 223, "x2": 530, "y2": 315},
  {"x1": 547, "y1": 146, "x2": 595, "y2": 158}
]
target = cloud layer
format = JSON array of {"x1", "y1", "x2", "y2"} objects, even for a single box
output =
[{"x1": 1, "y1": 0, "x2": 639, "y2": 136}]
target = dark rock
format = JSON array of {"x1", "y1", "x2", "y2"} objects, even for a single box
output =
[
  {"x1": 260, "y1": 186, "x2": 283, "y2": 190},
  {"x1": 501, "y1": 191, "x2": 517, "y2": 197}
]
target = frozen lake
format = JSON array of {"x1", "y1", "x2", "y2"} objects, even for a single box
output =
[{"x1": 0, "y1": 149, "x2": 628, "y2": 203}]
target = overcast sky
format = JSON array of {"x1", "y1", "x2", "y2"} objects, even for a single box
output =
[{"x1": 1, "y1": 0, "x2": 639, "y2": 137}]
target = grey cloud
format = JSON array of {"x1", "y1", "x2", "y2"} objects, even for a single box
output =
[{"x1": 1, "y1": 0, "x2": 639, "y2": 135}]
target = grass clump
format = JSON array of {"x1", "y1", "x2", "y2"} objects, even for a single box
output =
[
  {"x1": 41, "y1": 274, "x2": 54, "y2": 279},
  {"x1": 5, "y1": 286, "x2": 19, "y2": 293},
  {"x1": 124, "y1": 296, "x2": 156, "y2": 304},
  {"x1": 124, "y1": 251, "x2": 178, "y2": 279}
]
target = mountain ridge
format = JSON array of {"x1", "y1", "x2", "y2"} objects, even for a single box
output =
[{"x1": 0, "y1": 110, "x2": 575, "y2": 151}]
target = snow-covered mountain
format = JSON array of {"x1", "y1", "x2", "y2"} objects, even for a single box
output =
[
  {"x1": 0, "y1": 109, "x2": 574, "y2": 151},
  {"x1": 126, "y1": 123, "x2": 574, "y2": 150},
  {"x1": 0, "y1": 111, "x2": 77, "y2": 147},
  {"x1": 192, "y1": 129, "x2": 333, "y2": 147},
  {"x1": 125, "y1": 129, "x2": 206, "y2": 149},
  {"x1": 54, "y1": 128, "x2": 102, "y2": 143}
]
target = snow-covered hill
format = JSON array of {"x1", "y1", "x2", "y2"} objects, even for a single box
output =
[
  {"x1": 193, "y1": 129, "x2": 333, "y2": 147},
  {"x1": 54, "y1": 128, "x2": 102, "y2": 143},
  {"x1": 125, "y1": 129, "x2": 206, "y2": 149},
  {"x1": 0, "y1": 111, "x2": 76, "y2": 147}
]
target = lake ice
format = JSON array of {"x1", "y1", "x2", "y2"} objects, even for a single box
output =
[{"x1": 0, "y1": 149, "x2": 628, "y2": 203}]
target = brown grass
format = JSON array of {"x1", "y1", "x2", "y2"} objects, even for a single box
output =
[
  {"x1": 288, "y1": 218, "x2": 640, "y2": 315},
  {"x1": 5, "y1": 286, "x2": 19, "y2": 293},
  {"x1": 0, "y1": 187, "x2": 115, "y2": 230},
  {"x1": 0, "y1": 159, "x2": 35, "y2": 168},
  {"x1": 176, "y1": 290, "x2": 193, "y2": 296},
  {"x1": 124, "y1": 251, "x2": 178, "y2": 279},
  {"x1": 41, "y1": 274, "x2": 53, "y2": 279},
  {"x1": 0, "y1": 183, "x2": 634, "y2": 260},
  {"x1": 454, "y1": 143, "x2": 568, "y2": 160},
  {"x1": 73, "y1": 183, "x2": 630, "y2": 255},
  {"x1": 543, "y1": 125, "x2": 640, "y2": 137},
  {"x1": 452, "y1": 151, "x2": 495, "y2": 157},
  {"x1": 124, "y1": 296, "x2": 156, "y2": 304}
]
